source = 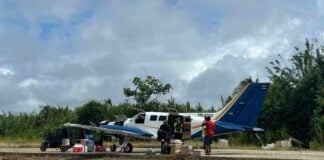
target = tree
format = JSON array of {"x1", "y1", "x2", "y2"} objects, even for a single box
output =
[
  {"x1": 195, "y1": 103, "x2": 203, "y2": 112},
  {"x1": 259, "y1": 39, "x2": 324, "y2": 145},
  {"x1": 37, "y1": 105, "x2": 75, "y2": 136},
  {"x1": 123, "y1": 76, "x2": 172, "y2": 106},
  {"x1": 76, "y1": 100, "x2": 108, "y2": 125},
  {"x1": 233, "y1": 76, "x2": 253, "y2": 94}
]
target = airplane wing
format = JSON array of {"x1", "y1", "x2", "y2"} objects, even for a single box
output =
[{"x1": 64, "y1": 123, "x2": 154, "y2": 139}]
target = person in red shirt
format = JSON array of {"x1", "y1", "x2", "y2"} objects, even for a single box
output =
[{"x1": 202, "y1": 116, "x2": 215, "y2": 155}]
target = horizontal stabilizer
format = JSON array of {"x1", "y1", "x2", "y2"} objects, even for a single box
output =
[
  {"x1": 216, "y1": 121, "x2": 246, "y2": 131},
  {"x1": 252, "y1": 127, "x2": 264, "y2": 132}
]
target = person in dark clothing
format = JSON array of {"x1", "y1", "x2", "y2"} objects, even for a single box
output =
[
  {"x1": 173, "y1": 117, "x2": 183, "y2": 140},
  {"x1": 158, "y1": 120, "x2": 171, "y2": 154},
  {"x1": 158, "y1": 120, "x2": 171, "y2": 140}
]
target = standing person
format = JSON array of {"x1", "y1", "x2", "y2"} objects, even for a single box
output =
[
  {"x1": 158, "y1": 120, "x2": 171, "y2": 140},
  {"x1": 158, "y1": 120, "x2": 171, "y2": 154},
  {"x1": 202, "y1": 116, "x2": 215, "y2": 155},
  {"x1": 173, "y1": 117, "x2": 183, "y2": 140}
]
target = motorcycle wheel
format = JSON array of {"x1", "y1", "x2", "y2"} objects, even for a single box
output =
[{"x1": 40, "y1": 142, "x2": 48, "y2": 152}]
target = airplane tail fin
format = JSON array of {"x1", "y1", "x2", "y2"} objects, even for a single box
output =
[{"x1": 214, "y1": 83, "x2": 270, "y2": 127}]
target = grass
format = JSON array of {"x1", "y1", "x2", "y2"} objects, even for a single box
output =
[{"x1": 0, "y1": 137, "x2": 41, "y2": 148}]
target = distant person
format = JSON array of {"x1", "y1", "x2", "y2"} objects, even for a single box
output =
[
  {"x1": 202, "y1": 116, "x2": 215, "y2": 155},
  {"x1": 173, "y1": 117, "x2": 183, "y2": 140}
]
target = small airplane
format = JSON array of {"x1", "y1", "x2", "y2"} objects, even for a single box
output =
[{"x1": 64, "y1": 82, "x2": 270, "y2": 153}]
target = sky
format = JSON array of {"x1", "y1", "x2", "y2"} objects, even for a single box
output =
[{"x1": 0, "y1": 0, "x2": 323, "y2": 113}]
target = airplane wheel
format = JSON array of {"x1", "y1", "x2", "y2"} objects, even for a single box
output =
[
  {"x1": 60, "y1": 146, "x2": 68, "y2": 152},
  {"x1": 123, "y1": 143, "x2": 133, "y2": 153},
  {"x1": 40, "y1": 142, "x2": 48, "y2": 152},
  {"x1": 110, "y1": 144, "x2": 117, "y2": 152}
]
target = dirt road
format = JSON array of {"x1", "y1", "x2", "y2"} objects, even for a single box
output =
[{"x1": 0, "y1": 148, "x2": 323, "y2": 160}]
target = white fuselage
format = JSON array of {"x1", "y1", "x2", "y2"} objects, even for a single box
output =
[{"x1": 122, "y1": 112, "x2": 219, "y2": 138}]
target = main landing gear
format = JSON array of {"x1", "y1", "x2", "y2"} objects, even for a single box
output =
[
  {"x1": 121, "y1": 142, "x2": 133, "y2": 153},
  {"x1": 109, "y1": 137, "x2": 133, "y2": 153},
  {"x1": 109, "y1": 143, "x2": 133, "y2": 153}
]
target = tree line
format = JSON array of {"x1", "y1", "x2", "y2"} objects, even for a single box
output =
[
  {"x1": 0, "y1": 39, "x2": 323, "y2": 148},
  {"x1": 0, "y1": 90, "x2": 211, "y2": 140},
  {"x1": 258, "y1": 39, "x2": 323, "y2": 148}
]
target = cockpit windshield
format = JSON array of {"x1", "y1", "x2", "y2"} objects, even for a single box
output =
[{"x1": 134, "y1": 113, "x2": 145, "y2": 124}]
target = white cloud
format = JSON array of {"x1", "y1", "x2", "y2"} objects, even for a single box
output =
[
  {"x1": 180, "y1": 59, "x2": 208, "y2": 82},
  {"x1": 0, "y1": 0, "x2": 323, "y2": 112},
  {"x1": 0, "y1": 67, "x2": 15, "y2": 76},
  {"x1": 13, "y1": 97, "x2": 44, "y2": 113},
  {"x1": 18, "y1": 79, "x2": 39, "y2": 88},
  {"x1": 292, "y1": 17, "x2": 302, "y2": 26},
  {"x1": 68, "y1": 77, "x2": 103, "y2": 98},
  {"x1": 317, "y1": 0, "x2": 324, "y2": 16}
]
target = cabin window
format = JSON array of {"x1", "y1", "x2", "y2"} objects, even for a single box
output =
[
  {"x1": 159, "y1": 116, "x2": 167, "y2": 121},
  {"x1": 135, "y1": 113, "x2": 145, "y2": 124},
  {"x1": 150, "y1": 115, "x2": 157, "y2": 121}
]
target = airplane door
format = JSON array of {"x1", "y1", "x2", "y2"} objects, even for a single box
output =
[{"x1": 182, "y1": 116, "x2": 191, "y2": 139}]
